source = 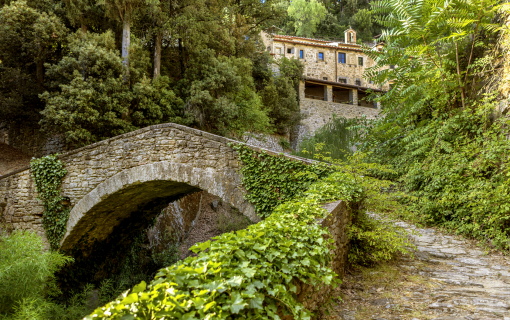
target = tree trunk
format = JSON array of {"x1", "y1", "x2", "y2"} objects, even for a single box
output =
[
  {"x1": 153, "y1": 31, "x2": 162, "y2": 79},
  {"x1": 81, "y1": 22, "x2": 87, "y2": 34},
  {"x1": 122, "y1": 19, "x2": 131, "y2": 83},
  {"x1": 36, "y1": 58, "x2": 44, "y2": 90},
  {"x1": 178, "y1": 37, "x2": 185, "y2": 78}
]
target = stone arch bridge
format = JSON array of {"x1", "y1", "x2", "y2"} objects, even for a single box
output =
[{"x1": 0, "y1": 123, "x2": 311, "y2": 252}]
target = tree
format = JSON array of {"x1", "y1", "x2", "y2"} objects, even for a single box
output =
[
  {"x1": 40, "y1": 31, "x2": 185, "y2": 147},
  {"x1": 0, "y1": 0, "x2": 67, "y2": 121},
  {"x1": 185, "y1": 49, "x2": 272, "y2": 137},
  {"x1": 98, "y1": 0, "x2": 142, "y2": 82},
  {"x1": 287, "y1": 0, "x2": 326, "y2": 37},
  {"x1": 63, "y1": 0, "x2": 103, "y2": 33},
  {"x1": 352, "y1": 8, "x2": 372, "y2": 41},
  {"x1": 261, "y1": 76, "x2": 300, "y2": 134}
]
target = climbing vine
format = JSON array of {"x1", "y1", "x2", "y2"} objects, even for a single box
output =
[
  {"x1": 30, "y1": 154, "x2": 70, "y2": 250},
  {"x1": 231, "y1": 144, "x2": 333, "y2": 217}
]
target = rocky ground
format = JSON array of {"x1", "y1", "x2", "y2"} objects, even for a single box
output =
[{"x1": 330, "y1": 221, "x2": 510, "y2": 320}]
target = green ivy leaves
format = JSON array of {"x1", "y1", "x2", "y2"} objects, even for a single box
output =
[
  {"x1": 231, "y1": 144, "x2": 332, "y2": 218},
  {"x1": 30, "y1": 154, "x2": 70, "y2": 250},
  {"x1": 86, "y1": 147, "x2": 363, "y2": 320}
]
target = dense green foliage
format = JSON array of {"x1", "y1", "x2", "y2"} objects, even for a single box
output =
[
  {"x1": 0, "y1": 230, "x2": 72, "y2": 317},
  {"x1": 232, "y1": 144, "x2": 332, "y2": 218},
  {"x1": 40, "y1": 31, "x2": 188, "y2": 147},
  {"x1": 279, "y1": 0, "x2": 382, "y2": 41},
  {"x1": 0, "y1": 0, "x2": 305, "y2": 146},
  {"x1": 30, "y1": 154, "x2": 70, "y2": 250},
  {"x1": 295, "y1": 115, "x2": 357, "y2": 161},
  {"x1": 85, "y1": 145, "x2": 412, "y2": 318},
  {"x1": 356, "y1": 0, "x2": 510, "y2": 249},
  {"x1": 87, "y1": 170, "x2": 362, "y2": 319}
]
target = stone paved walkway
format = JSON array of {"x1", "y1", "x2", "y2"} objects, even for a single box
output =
[{"x1": 332, "y1": 221, "x2": 510, "y2": 320}]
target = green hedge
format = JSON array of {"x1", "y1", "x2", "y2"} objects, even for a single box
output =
[{"x1": 86, "y1": 168, "x2": 361, "y2": 319}]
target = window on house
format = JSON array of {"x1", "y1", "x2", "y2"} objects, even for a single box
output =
[
  {"x1": 389, "y1": 64, "x2": 395, "y2": 69},
  {"x1": 323, "y1": 77, "x2": 328, "y2": 80},
  {"x1": 338, "y1": 78, "x2": 347, "y2": 84},
  {"x1": 287, "y1": 48, "x2": 294, "y2": 54},
  {"x1": 355, "y1": 79, "x2": 362, "y2": 86},
  {"x1": 299, "y1": 50, "x2": 304, "y2": 59},
  {"x1": 338, "y1": 52, "x2": 346, "y2": 64},
  {"x1": 318, "y1": 52, "x2": 324, "y2": 60},
  {"x1": 267, "y1": 46, "x2": 270, "y2": 51},
  {"x1": 358, "y1": 57, "x2": 363, "y2": 66}
]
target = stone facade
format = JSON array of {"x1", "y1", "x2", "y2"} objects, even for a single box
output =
[
  {"x1": 0, "y1": 121, "x2": 65, "y2": 158},
  {"x1": 261, "y1": 30, "x2": 389, "y2": 90},
  {"x1": 261, "y1": 30, "x2": 388, "y2": 149},
  {"x1": 0, "y1": 123, "x2": 312, "y2": 250}
]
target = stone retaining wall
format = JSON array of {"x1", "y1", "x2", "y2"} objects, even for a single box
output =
[
  {"x1": 0, "y1": 121, "x2": 65, "y2": 158},
  {"x1": 293, "y1": 98, "x2": 380, "y2": 149},
  {"x1": 297, "y1": 200, "x2": 353, "y2": 315}
]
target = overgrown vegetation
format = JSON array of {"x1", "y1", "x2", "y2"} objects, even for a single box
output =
[
  {"x1": 30, "y1": 154, "x2": 70, "y2": 250},
  {"x1": 87, "y1": 170, "x2": 362, "y2": 319},
  {"x1": 295, "y1": 115, "x2": 358, "y2": 161},
  {"x1": 0, "y1": 230, "x2": 72, "y2": 318},
  {"x1": 85, "y1": 145, "x2": 411, "y2": 318},
  {"x1": 0, "y1": 0, "x2": 303, "y2": 147},
  {"x1": 231, "y1": 143, "x2": 332, "y2": 218},
  {"x1": 355, "y1": 0, "x2": 510, "y2": 250}
]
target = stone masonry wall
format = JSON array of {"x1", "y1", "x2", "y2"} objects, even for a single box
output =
[
  {"x1": 0, "y1": 121, "x2": 65, "y2": 158},
  {"x1": 243, "y1": 133, "x2": 289, "y2": 153},
  {"x1": 292, "y1": 98, "x2": 379, "y2": 149},
  {"x1": 270, "y1": 39, "x2": 389, "y2": 91},
  {"x1": 297, "y1": 200, "x2": 352, "y2": 315},
  {"x1": 0, "y1": 123, "x2": 312, "y2": 248}
]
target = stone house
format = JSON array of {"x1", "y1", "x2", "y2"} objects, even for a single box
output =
[{"x1": 261, "y1": 28, "x2": 392, "y2": 148}]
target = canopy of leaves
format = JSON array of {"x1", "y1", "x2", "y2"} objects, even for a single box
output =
[
  {"x1": 40, "y1": 30, "x2": 187, "y2": 147},
  {"x1": 287, "y1": 0, "x2": 327, "y2": 37}
]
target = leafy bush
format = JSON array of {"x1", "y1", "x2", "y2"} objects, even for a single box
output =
[
  {"x1": 40, "y1": 30, "x2": 188, "y2": 148},
  {"x1": 357, "y1": 0, "x2": 510, "y2": 250},
  {"x1": 295, "y1": 115, "x2": 358, "y2": 161},
  {"x1": 0, "y1": 230, "x2": 73, "y2": 316}
]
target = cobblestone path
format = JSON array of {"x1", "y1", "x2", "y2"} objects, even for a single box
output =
[{"x1": 332, "y1": 221, "x2": 510, "y2": 320}]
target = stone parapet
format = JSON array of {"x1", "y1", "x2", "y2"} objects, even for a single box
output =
[{"x1": 295, "y1": 200, "x2": 353, "y2": 316}]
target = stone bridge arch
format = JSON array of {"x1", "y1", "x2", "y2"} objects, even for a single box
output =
[
  {"x1": 0, "y1": 123, "x2": 312, "y2": 252},
  {"x1": 60, "y1": 161, "x2": 255, "y2": 252}
]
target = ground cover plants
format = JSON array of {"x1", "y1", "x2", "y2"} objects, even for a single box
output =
[{"x1": 86, "y1": 145, "x2": 412, "y2": 319}]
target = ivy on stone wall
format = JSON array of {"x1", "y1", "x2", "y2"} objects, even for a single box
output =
[
  {"x1": 87, "y1": 168, "x2": 362, "y2": 319},
  {"x1": 231, "y1": 144, "x2": 333, "y2": 217},
  {"x1": 30, "y1": 154, "x2": 70, "y2": 250}
]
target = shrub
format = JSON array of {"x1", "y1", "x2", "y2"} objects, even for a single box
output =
[
  {"x1": 295, "y1": 115, "x2": 358, "y2": 161},
  {"x1": 0, "y1": 230, "x2": 73, "y2": 316}
]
